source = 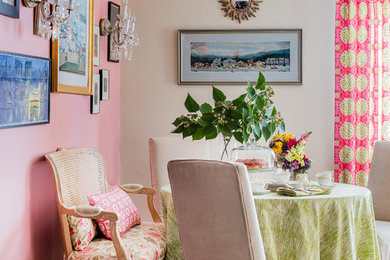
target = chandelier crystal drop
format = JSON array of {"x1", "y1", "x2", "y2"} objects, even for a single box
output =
[
  {"x1": 23, "y1": 0, "x2": 76, "y2": 40},
  {"x1": 100, "y1": 0, "x2": 139, "y2": 61}
]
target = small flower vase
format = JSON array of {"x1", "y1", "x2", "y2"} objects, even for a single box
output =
[
  {"x1": 219, "y1": 135, "x2": 235, "y2": 161},
  {"x1": 274, "y1": 153, "x2": 290, "y2": 181},
  {"x1": 290, "y1": 168, "x2": 310, "y2": 184},
  {"x1": 276, "y1": 153, "x2": 286, "y2": 168}
]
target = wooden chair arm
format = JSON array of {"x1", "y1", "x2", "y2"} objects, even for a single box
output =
[
  {"x1": 61, "y1": 205, "x2": 118, "y2": 220},
  {"x1": 119, "y1": 184, "x2": 162, "y2": 223},
  {"x1": 60, "y1": 205, "x2": 128, "y2": 260}
]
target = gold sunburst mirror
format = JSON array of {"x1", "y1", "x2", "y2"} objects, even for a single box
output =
[{"x1": 219, "y1": 0, "x2": 263, "y2": 23}]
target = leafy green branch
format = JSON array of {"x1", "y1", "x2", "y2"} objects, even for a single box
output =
[
  {"x1": 171, "y1": 72, "x2": 285, "y2": 155},
  {"x1": 242, "y1": 72, "x2": 285, "y2": 143}
]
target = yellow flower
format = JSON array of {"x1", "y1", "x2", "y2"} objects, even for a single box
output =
[
  {"x1": 282, "y1": 133, "x2": 295, "y2": 143},
  {"x1": 272, "y1": 141, "x2": 283, "y2": 154},
  {"x1": 272, "y1": 134, "x2": 282, "y2": 140},
  {"x1": 275, "y1": 141, "x2": 283, "y2": 149},
  {"x1": 273, "y1": 147, "x2": 283, "y2": 154}
]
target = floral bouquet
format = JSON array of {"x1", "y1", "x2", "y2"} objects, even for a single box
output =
[
  {"x1": 281, "y1": 132, "x2": 312, "y2": 174},
  {"x1": 269, "y1": 133, "x2": 296, "y2": 167},
  {"x1": 269, "y1": 133, "x2": 296, "y2": 155}
]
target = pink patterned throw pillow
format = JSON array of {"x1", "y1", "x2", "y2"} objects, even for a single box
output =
[
  {"x1": 68, "y1": 216, "x2": 97, "y2": 250},
  {"x1": 88, "y1": 186, "x2": 141, "y2": 239}
]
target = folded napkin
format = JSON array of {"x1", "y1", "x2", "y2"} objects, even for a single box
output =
[
  {"x1": 276, "y1": 185, "x2": 332, "y2": 197},
  {"x1": 265, "y1": 183, "x2": 293, "y2": 192}
]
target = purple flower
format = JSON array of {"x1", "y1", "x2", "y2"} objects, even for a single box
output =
[
  {"x1": 291, "y1": 161, "x2": 300, "y2": 170},
  {"x1": 282, "y1": 143, "x2": 288, "y2": 152}
]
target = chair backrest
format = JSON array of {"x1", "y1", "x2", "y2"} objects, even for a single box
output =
[
  {"x1": 368, "y1": 140, "x2": 390, "y2": 221},
  {"x1": 45, "y1": 147, "x2": 108, "y2": 207},
  {"x1": 149, "y1": 137, "x2": 215, "y2": 211},
  {"x1": 167, "y1": 159, "x2": 266, "y2": 260}
]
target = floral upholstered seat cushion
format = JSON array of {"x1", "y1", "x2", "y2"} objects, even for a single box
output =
[
  {"x1": 70, "y1": 222, "x2": 166, "y2": 260},
  {"x1": 68, "y1": 215, "x2": 97, "y2": 251}
]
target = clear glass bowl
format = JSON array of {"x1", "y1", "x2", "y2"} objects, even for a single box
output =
[{"x1": 232, "y1": 142, "x2": 276, "y2": 183}]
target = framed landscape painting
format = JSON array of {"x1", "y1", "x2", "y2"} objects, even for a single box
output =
[
  {"x1": 178, "y1": 29, "x2": 302, "y2": 85},
  {"x1": 0, "y1": 51, "x2": 50, "y2": 129},
  {"x1": 51, "y1": 0, "x2": 94, "y2": 95}
]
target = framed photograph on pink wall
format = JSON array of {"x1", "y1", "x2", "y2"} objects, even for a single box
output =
[
  {"x1": 178, "y1": 29, "x2": 302, "y2": 85},
  {"x1": 51, "y1": 0, "x2": 94, "y2": 95},
  {"x1": 0, "y1": 51, "x2": 50, "y2": 129},
  {"x1": 93, "y1": 25, "x2": 100, "y2": 66},
  {"x1": 100, "y1": 69, "x2": 110, "y2": 101},
  {"x1": 108, "y1": 1, "x2": 120, "y2": 62},
  {"x1": 91, "y1": 73, "x2": 100, "y2": 114}
]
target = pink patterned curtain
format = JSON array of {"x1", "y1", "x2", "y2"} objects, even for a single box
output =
[{"x1": 335, "y1": 0, "x2": 390, "y2": 186}]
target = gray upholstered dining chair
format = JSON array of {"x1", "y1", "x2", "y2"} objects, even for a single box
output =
[
  {"x1": 167, "y1": 159, "x2": 266, "y2": 260},
  {"x1": 148, "y1": 137, "x2": 215, "y2": 212},
  {"x1": 368, "y1": 140, "x2": 390, "y2": 260}
]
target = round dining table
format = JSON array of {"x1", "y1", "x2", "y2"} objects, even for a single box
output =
[{"x1": 160, "y1": 183, "x2": 380, "y2": 260}]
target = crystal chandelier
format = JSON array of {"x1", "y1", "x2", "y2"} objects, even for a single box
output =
[
  {"x1": 100, "y1": 0, "x2": 139, "y2": 61},
  {"x1": 22, "y1": 0, "x2": 74, "y2": 40}
]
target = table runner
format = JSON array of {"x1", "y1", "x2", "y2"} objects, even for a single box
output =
[{"x1": 160, "y1": 184, "x2": 380, "y2": 260}]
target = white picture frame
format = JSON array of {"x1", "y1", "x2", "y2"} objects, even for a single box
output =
[
  {"x1": 178, "y1": 29, "x2": 302, "y2": 85},
  {"x1": 91, "y1": 73, "x2": 100, "y2": 114},
  {"x1": 93, "y1": 25, "x2": 100, "y2": 66},
  {"x1": 100, "y1": 69, "x2": 110, "y2": 101}
]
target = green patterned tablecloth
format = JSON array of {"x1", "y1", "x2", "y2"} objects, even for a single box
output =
[{"x1": 160, "y1": 184, "x2": 380, "y2": 260}]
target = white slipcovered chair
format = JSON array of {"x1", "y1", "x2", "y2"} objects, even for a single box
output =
[
  {"x1": 368, "y1": 140, "x2": 390, "y2": 260},
  {"x1": 148, "y1": 136, "x2": 216, "y2": 212},
  {"x1": 45, "y1": 147, "x2": 166, "y2": 260},
  {"x1": 167, "y1": 159, "x2": 266, "y2": 260}
]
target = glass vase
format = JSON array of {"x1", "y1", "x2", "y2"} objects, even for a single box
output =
[
  {"x1": 290, "y1": 168, "x2": 310, "y2": 188},
  {"x1": 219, "y1": 135, "x2": 235, "y2": 161},
  {"x1": 276, "y1": 153, "x2": 286, "y2": 168},
  {"x1": 273, "y1": 153, "x2": 290, "y2": 182}
]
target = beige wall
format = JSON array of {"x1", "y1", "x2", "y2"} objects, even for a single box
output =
[{"x1": 121, "y1": 0, "x2": 335, "y2": 219}]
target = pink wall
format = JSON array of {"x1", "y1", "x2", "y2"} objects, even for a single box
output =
[{"x1": 0, "y1": 1, "x2": 121, "y2": 259}]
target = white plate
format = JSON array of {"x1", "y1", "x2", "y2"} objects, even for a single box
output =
[
  {"x1": 317, "y1": 182, "x2": 336, "y2": 187},
  {"x1": 251, "y1": 183, "x2": 270, "y2": 195}
]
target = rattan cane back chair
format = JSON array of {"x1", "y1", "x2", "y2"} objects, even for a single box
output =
[{"x1": 45, "y1": 147, "x2": 162, "y2": 260}]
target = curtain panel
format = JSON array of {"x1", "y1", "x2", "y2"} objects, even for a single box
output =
[{"x1": 335, "y1": 0, "x2": 390, "y2": 185}]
